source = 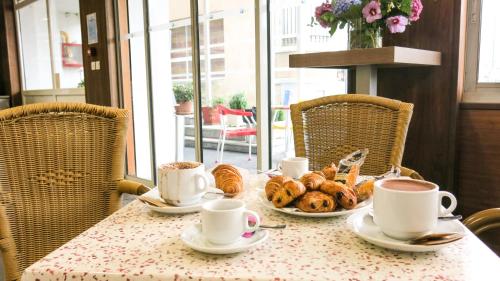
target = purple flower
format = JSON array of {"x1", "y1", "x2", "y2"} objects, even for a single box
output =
[
  {"x1": 315, "y1": 2, "x2": 333, "y2": 28},
  {"x1": 333, "y1": 0, "x2": 362, "y2": 16},
  {"x1": 386, "y1": 16, "x2": 409, "y2": 33},
  {"x1": 410, "y1": 0, "x2": 423, "y2": 21},
  {"x1": 362, "y1": 1, "x2": 382, "y2": 24}
]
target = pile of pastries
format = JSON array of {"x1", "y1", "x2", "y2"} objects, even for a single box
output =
[{"x1": 264, "y1": 163, "x2": 374, "y2": 213}]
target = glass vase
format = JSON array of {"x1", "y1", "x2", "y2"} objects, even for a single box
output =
[{"x1": 349, "y1": 19, "x2": 382, "y2": 49}]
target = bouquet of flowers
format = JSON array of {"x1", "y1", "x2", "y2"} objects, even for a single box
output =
[{"x1": 312, "y1": 0, "x2": 423, "y2": 48}]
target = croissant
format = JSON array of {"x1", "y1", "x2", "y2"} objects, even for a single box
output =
[
  {"x1": 322, "y1": 163, "x2": 338, "y2": 180},
  {"x1": 271, "y1": 180, "x2": 306, "y2": 208},
  {"x1": 265, "y1": 175, "x2": 292, "y2": 201},
  {"x1": 300, "y1": 172, "x2": 325, "y2": 191},
  {"x1": 354, "y1": 178, "x2": 374, "y2": 202},
  {"x1": 345, "y1": 164, "x2": 360, "y2": 189},
  {"x1": 212, "y1": 164, "x2": 243, "y2": 197}
]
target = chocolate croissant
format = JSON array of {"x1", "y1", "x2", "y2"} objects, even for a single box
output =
[
  {"x1": 212, "y1": 164, "x2": 243, "y2": 197},
  {"x1": 265, "y1": 175, "x2": 291, "y2": 201},
  {"x1": 322, "y1": 163, "x2": 338, "y2": 180},
  {"x1": 319, "y1": 180, "x2": 357, "y2": 210},
  {"x1": 296, "y1": 191, "x2": 336, "y2": 213},
  {"x1": 271, "y1": 180, "x2": 306, "y2": 208},
  {"x1": 300, "y1": 172, "x2": 326, "y2": 191}
]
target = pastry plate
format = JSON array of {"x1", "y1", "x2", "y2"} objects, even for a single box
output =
[
  {"x1": 181, "y1": 223, "x2": 269, "y2": 254},
  {"x1": 258, "y1": 191, "x2": 372, "y2": 218},
  {"x1": 347, "y1": 209, "x2": 466, "y2": 252},
  {"x1": 141, "y1": 189, "x2": 224, "y2": 214}
]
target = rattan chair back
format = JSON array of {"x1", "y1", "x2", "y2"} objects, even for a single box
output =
[
  {"x1": 291, "y1": 94, "x2": 413, "y2": 175},
  {"x1": 0, "y1": 103, "x2": 128, "y2": 281}
]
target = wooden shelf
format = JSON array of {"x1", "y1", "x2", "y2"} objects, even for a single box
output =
[{"x1": 289, "y1": 46, "x2": 441, "y2": 69}]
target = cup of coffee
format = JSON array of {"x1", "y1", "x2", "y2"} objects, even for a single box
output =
[
  {"x1": 201, "y1": 199, "x2": 260, "y2": 245},
  {"x1": 278, "y1": 157, "x2": 309, "y2": 179},
  {"x1": 158, "y1": 161, "x2": 210, "y2": 206},
  {"x1": 373, "y1": 178, "x2": 457, "y2": 240}
]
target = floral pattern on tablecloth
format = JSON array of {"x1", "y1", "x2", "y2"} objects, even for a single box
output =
[{"x1": 21, "y1": 174, "x2": 500, "y2": 281}]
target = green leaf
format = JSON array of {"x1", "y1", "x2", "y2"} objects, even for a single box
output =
[
  {"x1": 339, "y1": 21, "x2": 347, "y2": 30},
  {"x1": 399, "y1": 0, "x2": 412, "y2": 15},
  {"x1": 329, "y1": 21, "x2": 339, "y2": 36}
]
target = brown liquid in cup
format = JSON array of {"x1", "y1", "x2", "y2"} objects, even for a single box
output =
[
  {"x1": 160, "y1": 161, "x2": 201, "y2": 170},
  {"x1": 381, "y1": 179, "x2": 435, "y2": 192}
]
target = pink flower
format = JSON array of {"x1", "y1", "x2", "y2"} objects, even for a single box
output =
[
  {"x1": 386, "y1": 16, "x2": 409, "y2": 33},
  {"x1": 410, "y1": 0, "x2": 423, "y2": 21},
  {"x1": 315, "y1": 2, "x2": 333, "y2": 28},
  {"x1": 362, "y1": 1, "x2": 382, "y2": 23}
]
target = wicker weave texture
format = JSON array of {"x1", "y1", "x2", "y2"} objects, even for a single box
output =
[
  {"x1": 0, "y1": 103, "x2": 128, "y2": 280},
  {"x1": 291, "y1": 95, "x2": 413, "y2": 175}
]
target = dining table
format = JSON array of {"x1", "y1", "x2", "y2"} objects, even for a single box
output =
[{"x1": 21, "y1": 172, "x2": 500, "y2": 281}]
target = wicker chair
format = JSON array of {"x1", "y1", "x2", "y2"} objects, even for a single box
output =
[
  {"x1": 290, "y1": 94, "x2": 422, "y2": 178},
  {"x1": 0, "y1": 103, "x2": 149, "y2": 281},
  {"x1": 463, "y1": 208, "x2": 500, "y2": 236}
]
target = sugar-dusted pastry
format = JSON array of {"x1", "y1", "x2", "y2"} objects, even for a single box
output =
[
  {"x1": 300, "y1": 172, "x2": 326, "y2": 191},
  {"x1": 212, "y1": 164, "x2": 243, "y2": 197},
  {"x1": 345, "y1": 164, "x2": 360, "y2": 189},
  {"x1": 319, "y1": 180, "x2": 357, "y2": 210},
  {"x1": 354, "y1": 178, "x2": 375, "y2": 202},
  {"x1": 321, "y1": 163, "x2": 338, "y2": 180},
  {"x1": 265, "y1": 175, "x2": 292, "y2": 201},
  {"x1": 271, "y1": 180, "x2": 306, "y2": 208},
  {"x1": 296, "y1": 191, "x2": 336, "y2": 213}
]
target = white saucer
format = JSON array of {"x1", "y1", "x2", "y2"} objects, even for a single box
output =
[
  {"x1": 258, "y1": 191, "x2": 372, "y2": 218},
  {"x1": 180, "y1": 223, "x2": 269, "y2": 254},
  {"x1": 347, "y1": 209, "x2": 466, "y2": 252},
  {"x1": 141, "y1": 189, "x2": 223, "y2": 214}
]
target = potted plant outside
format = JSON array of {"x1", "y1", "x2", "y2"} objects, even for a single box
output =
[
  {"x1": 227, "y1": 92, "x2": 248, "y2": 126},
  {"x1": 202, "y1": 97, "x2": 225, "y2": 125},
  {"x1": 173, "y1": 83, "x2": 194, "y2": 114}
]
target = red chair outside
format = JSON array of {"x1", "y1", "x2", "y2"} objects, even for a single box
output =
[{"x1": 216, "y1": 105, "x2": 256, "y2": 162}]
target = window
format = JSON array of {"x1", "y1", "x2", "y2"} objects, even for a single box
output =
[
  {"x1": 170, "y1": 17, "x2": 225, "y2": 82},
  {"x1": 463, "y1": 0, "x2": 500, "y2": 102}
]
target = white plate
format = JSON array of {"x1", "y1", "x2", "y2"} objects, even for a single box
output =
[
  {"x1": 258, "y1": 191, "x2": 372, "y2": 218},
  {"x1": 347, "y1": 209, "x2": 466, "y2": 252},
  {"x1": 141, "y1": 189, "x2": 224, "y2": 214},
  {"x1": 180, "y1": 223, "x2": 269, "y2": 254}
]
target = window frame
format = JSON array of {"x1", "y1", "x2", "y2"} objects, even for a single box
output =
[{"x1": 463, "y1": 0, "x2": 500, "y2": 103}]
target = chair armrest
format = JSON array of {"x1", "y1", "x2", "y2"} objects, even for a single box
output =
[
  {"x1": 117, "y1": 179, "x2": 151, "y2": 195},
  {"x1": 400, "y1": 166, "x2": 424, "y2": 180}
]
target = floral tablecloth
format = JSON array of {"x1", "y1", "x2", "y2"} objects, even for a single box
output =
[{"x1": 22, "y1": 174, "x2": 500, "y2": 281}]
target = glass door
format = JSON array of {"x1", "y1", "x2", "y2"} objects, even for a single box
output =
[
  {"x1": 197, "y1": 0, "x2": 258, "y2": 171},
  {"x1": 269, "y1": 0, "x2": 349, "y2": 167},
  {"x1": 14, "y1": 0, "x2": 85, "y2": 104},
  {"x1": 119, "y1": 0, "x2": 261, "y2": 184}
]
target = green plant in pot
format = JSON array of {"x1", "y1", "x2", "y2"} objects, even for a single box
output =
[
  {"x1": 173, "y1": 83, "x2": 194, "y2": 114},
  {"x1": 227, "y1": 92, "x2": 248, "y2": 126},
  {"x1": 202, "y1": 97, "x2": 225, "y2": 125}
]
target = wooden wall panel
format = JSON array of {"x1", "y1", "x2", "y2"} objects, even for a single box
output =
[
  {"x1": 377, "y1": 0, "x2": 466, "y2": 191},
  {"x1": 79, "y1": 0, "x2": 118, "y2": 106},
  {"x1": 0, "y1": 0, "x2": 21, "y2": 106},
  {"x1": 457, "y1": 107, "x2": 500, "y2": 255}
]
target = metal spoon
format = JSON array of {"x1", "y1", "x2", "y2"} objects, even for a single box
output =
[
  {"x1": 259, "y1": 224, "x2": 286, "y2": 229},
  {"x1": 438, "y1": 215, "x2": 462, "y2": 221}
]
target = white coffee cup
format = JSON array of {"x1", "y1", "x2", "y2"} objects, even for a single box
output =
[
  {"x1": 201, "y1": 199, "x2": 260, "y2": 245},
  {"x1": 158, "y1": 162, "x2": 210, "y2": 206},
  {"x1": 278, "y1": 157, "x2": 309, "y2": 179},
  {"x1": 373, "y1": 178, "x2": 457, "y2": 240}
]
